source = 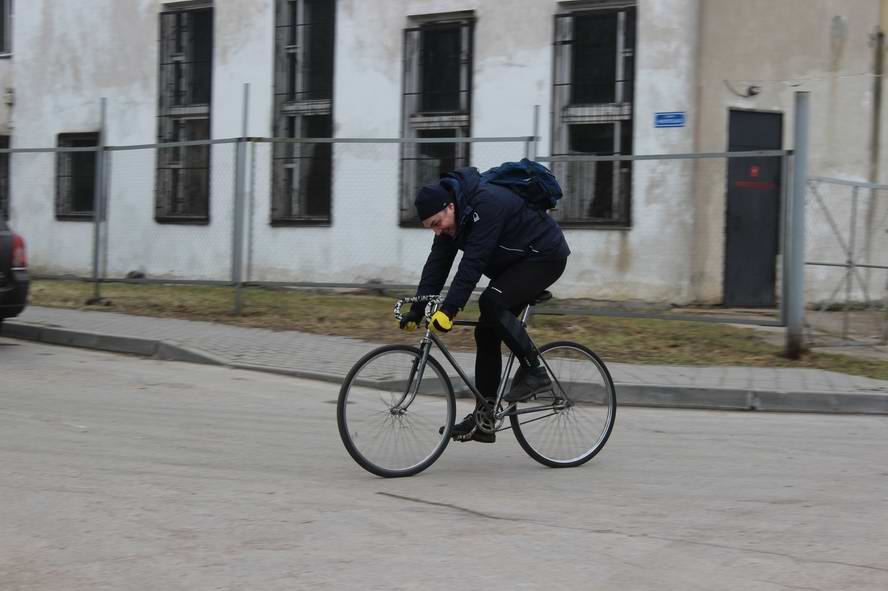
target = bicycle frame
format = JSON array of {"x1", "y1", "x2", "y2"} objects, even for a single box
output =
[{"x1": 400, "y1": 301, "x2": 571, "y2": 428}]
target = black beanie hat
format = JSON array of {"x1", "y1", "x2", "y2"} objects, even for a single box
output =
[{"x1": 414, "y1": 182, "x2": 452, "y2": 221}]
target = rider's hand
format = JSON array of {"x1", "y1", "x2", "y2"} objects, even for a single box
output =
[
  {"x1": 430, "y1": 310, "x2": 454, "y2": 333},
  {"x1": 399, "y1": 304, "x2": 424, "y2": 331}
]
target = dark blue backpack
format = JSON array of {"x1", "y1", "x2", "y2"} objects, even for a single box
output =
[{"x1": 480, "y1": 158, "x2": 563, "y2": 211}]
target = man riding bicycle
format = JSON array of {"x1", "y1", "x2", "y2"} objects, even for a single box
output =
[{"x1": 400, "y1": 166, "x2": 570, "y2": 443}]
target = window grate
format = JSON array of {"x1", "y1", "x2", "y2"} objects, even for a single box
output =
[
  {"x1": 272, "y1": 0, "x2": 335, "y2": 225},
  {"x1": 552, "y1": 6, "x2": 636, "y2": 227},
  {"x1": 56, "y1": 133, "x2": 99, "y2": 220},
  {"x1": 400, "y1": 18, "x2": 473, "y2": 225},
  {"x1": 156, "y1": 6, "x2": 213, "y2": 223},
  {"x1": 0, "y1": 136, "x2": 7, "y2": 219},
  {"x1": 0, "y1": 0, "x2": 12, "y2": 55}
]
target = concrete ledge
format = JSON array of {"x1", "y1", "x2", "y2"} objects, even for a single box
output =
[
  {"x1": 43, "y1": 328, "x2": 158, "y2": 357},
  {"x1": 754, "y1": 390, "x2": 888, "y2": 414},
  {"x1": 227, "y1": 362, "x2": 345, "y2": 386},
  {"x1": 5, "y1": 319, "x2": 888, "y2": 415},
  {"x1": 155, "y1": 342, "x2": 228, "y2": 366},
  {"x1": 3, "y1": 322, "x2": 158, "y2": 356},
  {"x1": 619, "y1": 384, "x2": 753, "y2": 410},
  {"x1": 1, "y1": 321, "x2": 42, "y2": 341}
]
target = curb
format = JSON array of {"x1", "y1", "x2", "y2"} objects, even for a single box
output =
[
  {"x1": 616, "y1": 384, "x2": 888, "y2": 414},
  {"x1": 4, "y1": 320, "x2": 888, "y2": 415},
  {"x1": 3, "y1": 321, "x2": 348, "y2": 387}
]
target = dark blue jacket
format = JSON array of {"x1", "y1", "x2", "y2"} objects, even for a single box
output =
[{"x1": 416, "y1": 167, "x2": 570, "y2": 315}]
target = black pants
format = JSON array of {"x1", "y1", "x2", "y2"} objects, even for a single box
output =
[{"x1": 474, "y1": 258, "x2": 567, "y2": 401}]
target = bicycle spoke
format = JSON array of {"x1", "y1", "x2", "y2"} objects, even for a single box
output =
[
  {"x1": 509, "y1": 342, "x2": 616, "y2": 467},
  {"x1": 338, "y1": 346, "x2": 454, "y2": 477}
]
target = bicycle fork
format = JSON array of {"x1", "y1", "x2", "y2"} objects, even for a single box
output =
[{"x1": 391, "y1": 337, "x2": 434, "y2": 413}]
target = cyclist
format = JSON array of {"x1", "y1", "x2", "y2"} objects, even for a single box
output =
[{"x1": 400, "y1": 167, "x2": 570, "y2": 442}]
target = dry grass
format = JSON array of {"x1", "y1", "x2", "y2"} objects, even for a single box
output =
[{"x1": 27, "y1": 279, "x2": 888, "y2": 381}]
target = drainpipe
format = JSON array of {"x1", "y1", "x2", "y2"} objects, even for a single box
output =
[
  {"x1": 871, "y1": 2, "x2": 886, "y2": 327},
  {"x1": 881, "y1": 2, "x2": 888, "y2": 342},
  {"x1": 871, "y1": 2, "x2": 886, "y2": 187}
]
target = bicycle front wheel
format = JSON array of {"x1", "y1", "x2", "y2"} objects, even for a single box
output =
[
  {"x1": 337, "y1": 345, "x2": 455, "y2": 478},
  {"x1": 510, "y1": 341, "x2": 616, "y2": 468}
]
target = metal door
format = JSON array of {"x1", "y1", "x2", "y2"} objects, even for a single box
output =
[{"x1": 724, "y1": 110, "x2": 783, "y2": 307}]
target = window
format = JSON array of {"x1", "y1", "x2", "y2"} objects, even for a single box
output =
[
  {"x1": 272, "y1": 0, "x2": 335, "y2": 225},
  {"x1": 414, "y1": 129, "x2": 461, "y2": 188},
  {"x1": 56, "y1": 133, "x2": 99, "y2": 220},
  {"x1": 400, "y1": 16, "x2": 473, "y2": 224},
  {"x1": 0, "y1": 136, "x2": 8, "y2": 219},
  {"x1": 156, "y1": 5, "x2": 213, "y2": 223},
  {"x1": 552, "y1": 4, "x2": 635, "y2": 226},
  {"x1": 0, "y1": 0, "x2": 12, "y2": 55}
]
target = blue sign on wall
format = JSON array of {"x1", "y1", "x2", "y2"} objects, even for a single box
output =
[{"x1": 654, "y1": 112, "x2": 686, "y2": 128}]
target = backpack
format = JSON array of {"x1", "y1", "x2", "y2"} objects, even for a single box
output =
[{"x1": 479, "y1": 158, "x2": 563, "y2": 211}]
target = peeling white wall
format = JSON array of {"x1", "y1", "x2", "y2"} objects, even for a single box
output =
[
  {"x1": 11, "y1": 0, "x2": 159, "y2": 275},
  {"x1": 563, "y1": 0, "x2": 700, "y2": 302},
  {"x1": 8, "y1": 0, "x2": 885, "y2": 304},
  {"x1": 11, "y1": 0, "x2": 275, "y2": 278},
  {"x1": 693, "y1": 0, "x2": 885, "y2": 304}
]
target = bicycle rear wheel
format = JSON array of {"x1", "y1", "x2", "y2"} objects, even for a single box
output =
[
  {"x1": 510, "y1": 341, "x2": 616, "y2": 468},
  {"x1": 337, "y1": 345, "x2": 455, "y2": 478}
]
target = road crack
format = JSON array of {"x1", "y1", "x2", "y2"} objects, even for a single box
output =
[
  {"x1": 377, "y1": 492, "x2": 888, "y2": 574},
  {"x1": 376, "y1": 492, "x2": 518, "y2": 522}
]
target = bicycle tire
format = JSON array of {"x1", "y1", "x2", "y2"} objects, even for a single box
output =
[
  {"x1": 337, "y1": 344, "x2": 455, "y2": 478},
  {"x1": 510, "y1": 341, "x2": 616, "y2": 468}
]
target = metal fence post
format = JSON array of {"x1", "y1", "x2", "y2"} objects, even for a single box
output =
[
  {"x1": 526, "y1": 104, "x2": 540, "y2": 160},
  {"x1": 88, "y1": 97, "x2": 107, "y2": 305},
  {"x1": 246, "y1": 139, "x2": 256, "y2": 283},
  {"x1": 883, "y1": 272, "x2": 888, "y2": 344},
  {"x1": 100, "y1": 148, "x2": 111, "y2": 283},
  {"x1": 232, "y1": 83, "x2": 249, "y2": 314},
  {"x1": 844, "y1": 186, "x2": 859, "y2": 339},
  {"x1": 779, "y1": 151, "x2": 791, "y2": 326},
  {"x1": 785, "y1": 91, "x2": 810, "y2": 358}
]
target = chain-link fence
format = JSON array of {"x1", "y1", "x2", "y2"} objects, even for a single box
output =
[
  {"x1": 537, "y1": 150, "x2": 790, "y2": 327},
  {"x1": 804, "y1": 177, "x2": 888, "y2": 345},
  {"x1": 103, "y1": 140, "x2": 240, "y2": 284},
  {"x1": 9, "y1": 136, "x2": 821, "y2": 337},
  {"x1": 8, "y1": 146, "x2": 100, "y2": 280},
  {"x1": 9, "y1": 135, "x2": 534, "y2": 303}
]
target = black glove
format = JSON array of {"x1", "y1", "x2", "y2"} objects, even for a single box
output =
[{"x1": 399, "y1": 303, "x2": 425, "y2": 331}]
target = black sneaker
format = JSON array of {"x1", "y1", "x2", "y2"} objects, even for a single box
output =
[
  {"x1": 504, "y1": 365, "x2": 551, "y2": 402},
  {"x1": 439, "y1": 412, "x2": 496, "y2": 443}
]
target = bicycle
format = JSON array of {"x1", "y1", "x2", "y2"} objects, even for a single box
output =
[{"x1": 336, "y1": 292, "x2": 617, "y2": 478}]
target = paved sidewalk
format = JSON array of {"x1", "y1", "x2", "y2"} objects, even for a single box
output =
[{"x1": 4, "y1": 306, "x2": 888, "y2": 414}]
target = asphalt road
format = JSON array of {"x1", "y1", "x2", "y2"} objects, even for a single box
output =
[{"x1": 1, "y1": 337, "x2": 887, "y2": 590}]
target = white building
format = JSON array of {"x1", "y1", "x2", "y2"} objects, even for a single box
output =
[{"x1": 3, "y1": 0, "x2": 887, "y2": 307}]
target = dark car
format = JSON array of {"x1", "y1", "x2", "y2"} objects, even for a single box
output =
[{"x1": 0, "y1": 216, "x2": 28, "y2": 326}]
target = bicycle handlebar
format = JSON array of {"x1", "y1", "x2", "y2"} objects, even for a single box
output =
[{"x1": 393, "y1": 295, "x2": 442, "y2": 323}]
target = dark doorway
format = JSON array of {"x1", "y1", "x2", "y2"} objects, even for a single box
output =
[{"x1": 724, "y1": 110, "x2": 783, "y2": 307}]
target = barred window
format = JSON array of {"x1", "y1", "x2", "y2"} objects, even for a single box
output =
[
  {"x1": 56, "y1": 133, "x2": 98, "y2": 220},
  {"x1": 156, "y1": 5, "x2": 213, "y2": 223},
  {"x1": 552, "y1": 4, "x2": 635, "y2": 227},
  {"x1": 272, "y1": 0, "x2": 335, "y2": 225},
  {"x1": 400, "y1": 16, "x2": 473, "y2": 225},
  {"x1": 0, "y1": 0, "x2": 12, "y2": 55},
  {"x1": 0, "y1": 136, "x2": 8, "y2": 219},
  {"x1": 414, "y1": 129, "x2": 461, "y2": 188}
]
